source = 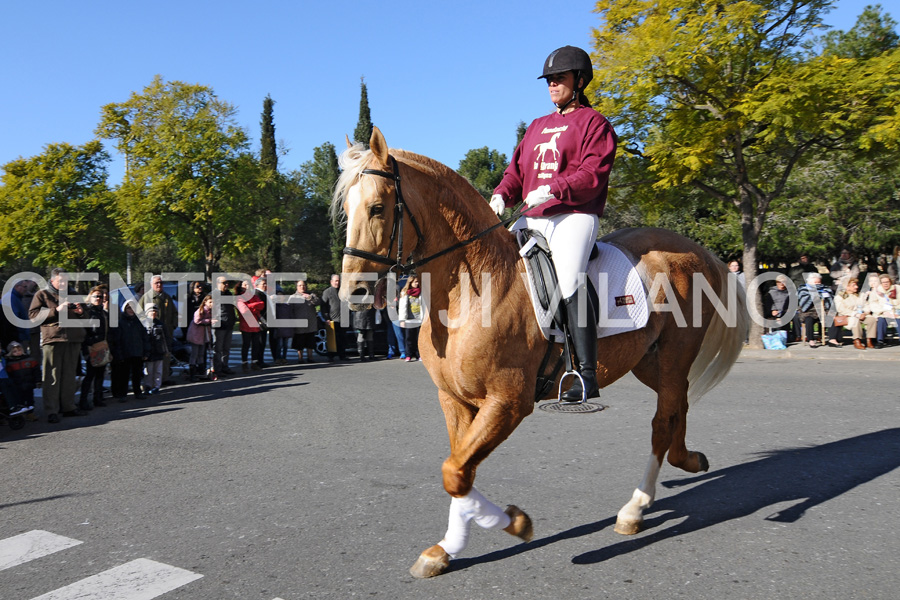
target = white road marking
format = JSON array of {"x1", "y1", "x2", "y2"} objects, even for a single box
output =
[
  {"x1": 0, "y1": 530, "x2": 83, "y2": 571},
  {"x1": 29, "y1": 558, "x2": 203, "y2": 600}
]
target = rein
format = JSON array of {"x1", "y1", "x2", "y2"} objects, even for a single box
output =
[{"x1": 342, "y1": 155, "x2": 526, "y2": 275}]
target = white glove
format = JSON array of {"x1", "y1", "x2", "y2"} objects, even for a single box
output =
[
  {"x1": 489, "y1": 194, "x2": 506, "y2": 216},
  {"x1": 524, "y1": 185, "x2": 553, "y2": 209}
]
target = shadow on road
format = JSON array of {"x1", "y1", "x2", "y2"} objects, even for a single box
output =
[{"x1": 451, "y1": 428, "x2": 900, "y2": 572}]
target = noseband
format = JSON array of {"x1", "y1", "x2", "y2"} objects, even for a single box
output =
[{"x1": 342, "y1": 155, "x2": 524, "y2": 275}]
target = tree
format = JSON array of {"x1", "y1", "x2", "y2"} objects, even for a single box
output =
[
  {"x1": 353, "y1": 78, "x2": 374, "y2": 148},
  {"x1": 457, "y1": 147, "x2": 509, "y2": 200},
  {"x1": 288, "y1": 142, "x2": 342, "y2": 277},
  {"x1": 259, "y1": 94, "x2": 284, "y2": 271},
  {"x1": 821, "y1": 4, "x2": 899, "y2": 59},
  {"x1": 96, "y1": 76, "x2": 264, "y2": 280},
  {"x1": 0, "y1": 141, "x2": 124, "y2": 271},
  {"x1": 762, "y1": 153, "x2": 900, "y2": 264},
  {"x1": 515, "y1": 121, "x2": 528, "y2": 149},
  {"x1": 590, "y1": 0, "x2": 900, "y2": 345}
]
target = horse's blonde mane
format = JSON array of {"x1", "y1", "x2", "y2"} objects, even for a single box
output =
[
  {"x1": 332, "y1": 144, "x2": 479, "y2": 222},
  {"x1": 331, "y1": 142, "x2": 369, "y2": 222}
]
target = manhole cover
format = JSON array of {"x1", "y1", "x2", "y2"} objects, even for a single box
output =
[{"x1": 539, "y1": 401, "x2": 606, "y2": 414}]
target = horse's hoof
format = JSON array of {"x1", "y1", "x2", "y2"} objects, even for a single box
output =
[
  {"x1": 409, "y1": 545, "x2": 450, "y2": 579},
  {"x1": 697, "y1": 452, "x2": 710, "y2": 472},
  {"x1": 614, "y1": 518, "x2": 643, "y2": 535},
  {"x1": 503, "y1": 505, "x2": 533, "y2": 542}
]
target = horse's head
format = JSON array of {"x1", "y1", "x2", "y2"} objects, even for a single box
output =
[{"x1": 333, "y1": 127, "x2": 420, "y2": 311}]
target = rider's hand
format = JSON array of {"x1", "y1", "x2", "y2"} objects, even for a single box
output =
[
  {"x1": 524, "y1": 185, "x2": 553, "y2": 209},
  {"x1": 489, "y1": 195, "x2": 505, "y2": 216}
]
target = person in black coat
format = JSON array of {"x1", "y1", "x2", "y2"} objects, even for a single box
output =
[
  {"x1": 79, "y1": 286, "x2": 110, "y2": 409},
  {"x1": 352, "y1": 307, "x2": 376, "y2": 361},
  {"x1": 109, "y1": 301, "x2": 150, "y2": 400},
  {"x1": 212, "y1": 276, "x2": 236, "y2": 375}
]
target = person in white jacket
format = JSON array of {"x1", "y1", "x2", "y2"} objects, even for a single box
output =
[{"x1": 398, "y1": 275, "x2": 422, "y2": 362}]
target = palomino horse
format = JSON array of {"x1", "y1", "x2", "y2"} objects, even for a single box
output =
[{"x1": 335, "y1": 127, "x2": 748, "y2": 578}]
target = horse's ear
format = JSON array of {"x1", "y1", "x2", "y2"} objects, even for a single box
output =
[
  {"x1": 345, "y1": 135, "x2": 352, "y2": 149},
  {"x1": 370, "y1": 126, "x2": 389, "y2": 165}
]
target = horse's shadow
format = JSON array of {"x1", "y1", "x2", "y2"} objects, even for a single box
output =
[{"x1": 452, "y1": 428, "x2": 900, "y2": 571}]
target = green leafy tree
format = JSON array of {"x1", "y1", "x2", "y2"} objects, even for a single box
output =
[
  {"x1": 763, "y1": 153, "x2": 900, "y2": 264},
  {"x1": 591, "y1": 0, "x2": 900, "y2": 345},
  {"x1": 515, "y1": 121, "x2": 527, "y2": 149},
  {"x1": 353, "y1": 78, "x2": 374, "y2": 149},
  {"x1": 259, "y1": 94, "x2": 284, "y2": 271},
  {"x1": 96, "y1": 76, "x2": 264, "y2": 280},
  {"x1": 457, "y1": 147, "x2": 508, "y2": 200},
  {"x1": 288, "y1": 142, "x2": 341, "y2": 277},
  {"x1": 0, "y1": 141, "x2": 124, "y2": 271},
  {"x1": 821, "y1": 4, "x2": 899, "y2": 59}
]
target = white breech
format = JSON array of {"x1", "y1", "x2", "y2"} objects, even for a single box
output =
[
  {"x1": 513, "y1": 212, "x2": 600, "y2": 298},
  {"x1": 616, "y1": 453, "x2": 663, "y2": 525},
  {"x1": 437, "y1": 487, "x2": 512, "y2": 558}
]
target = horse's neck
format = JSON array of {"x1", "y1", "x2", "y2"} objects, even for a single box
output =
[
  {"x1": 416, "y1": 207, "x2": 524, "y2": 332},
  {"x1": 414, "y1": 191, "x2": 519, "y2": 290}
]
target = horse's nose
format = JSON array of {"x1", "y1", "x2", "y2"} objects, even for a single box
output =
[{"x1": 349, "y1": 285, "x2": 372, "y2": 303}]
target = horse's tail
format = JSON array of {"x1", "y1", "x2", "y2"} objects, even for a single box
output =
[{"x1": 686, "y1": 257, "x2": 749, "y2": 405}]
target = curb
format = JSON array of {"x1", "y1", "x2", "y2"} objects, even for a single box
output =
[{"x1": 740, "y1": 344, "x2": 900, "y2": 361}]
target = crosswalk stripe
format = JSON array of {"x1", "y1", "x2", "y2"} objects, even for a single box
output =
[
  {"x1": 0, "y1": 530, "x2": 83, "y2": 571},
  {"x1": 29, "y1": 558, "x2": 203, "y2": 600}
]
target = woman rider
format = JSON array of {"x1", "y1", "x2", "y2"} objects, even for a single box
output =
[{"x1": 490, "y1": 45, "x2": 617, "y2": 401}]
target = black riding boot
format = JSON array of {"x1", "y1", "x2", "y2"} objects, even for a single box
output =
[{"x1": 561, "y1": 288, "x2": 600, "y2": 402}]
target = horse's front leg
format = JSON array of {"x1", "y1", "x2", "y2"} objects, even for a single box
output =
[
  {"x1": 410, "y1": 489, "x2": 533, "y2": 578},
  {"x1": 409, "y1": 395, "x2": 533, "y2": 578}
]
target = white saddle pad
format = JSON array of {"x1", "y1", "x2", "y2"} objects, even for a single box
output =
[{"x1": 521, "y1": 241, "x2": 649, "y2": 341}]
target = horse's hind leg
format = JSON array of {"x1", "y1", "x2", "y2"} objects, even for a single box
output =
[
  {"x1": 614, "y1": 452, "x2": 663, "y2": 535},
  {"x1": 615, "y1": 346, "x2": 707, "y2": 534}
]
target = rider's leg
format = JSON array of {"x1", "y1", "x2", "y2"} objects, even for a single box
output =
[
  {"x1": 536, "y1": 213, "x2": 600, "y2": 401},
  {"x1": 561, "y1": 285, "x2": 600, "y2": 400}
]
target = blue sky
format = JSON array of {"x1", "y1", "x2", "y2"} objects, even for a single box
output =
[{"x1": 1, "y1": 0, "x2": 893, "y2": 184}]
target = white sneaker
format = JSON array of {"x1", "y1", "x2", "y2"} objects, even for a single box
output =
[{"x1": 9, "y1": 405, "x2": 34, "y2": 417}]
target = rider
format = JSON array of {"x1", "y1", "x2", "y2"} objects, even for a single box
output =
[{"x1": 490, "y1": 45, "x2": 617, "y2": 401}]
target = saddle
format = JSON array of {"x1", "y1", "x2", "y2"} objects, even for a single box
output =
[
  {"x1": 516, "y1": 230, "x2": 649, "y2": 342},
  {"x1": 516, "y1": 228, "x2": 592, "y2": 401},
  {"x1": 515, "y1": 228, "x2": 649, "y2": 401}
]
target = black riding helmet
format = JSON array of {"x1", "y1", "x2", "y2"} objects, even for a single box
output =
[{"x1": 538, "y1": 45, "x2": 593, "y2": 111}]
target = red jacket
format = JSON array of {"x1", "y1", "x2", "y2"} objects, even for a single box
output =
[{"x1": 237, "y1": 293, "x2": 265, "y2": 333}]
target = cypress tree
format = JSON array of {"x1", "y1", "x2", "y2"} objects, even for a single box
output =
[
  {"x1": 261, "y1": 95, "x2": 277, "y2": 171},
  {"x1": 353, "y1": 78, "x2": 374, "y2": 148},
  {"x1": 260, "y1": 95, "x2": 282, "y2": 270}
]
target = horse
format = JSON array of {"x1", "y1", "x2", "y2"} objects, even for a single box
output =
[
  {"x1": 533, "y1": 132, "x2": 561, "y2": 163},
  {"x1": 334, "y1": 127, "x2": 748, "y2": 578}
]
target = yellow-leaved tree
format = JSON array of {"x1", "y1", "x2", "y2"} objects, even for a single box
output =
[{"x1": 591, "y1": 0, "x2": 900, "y2": 345}]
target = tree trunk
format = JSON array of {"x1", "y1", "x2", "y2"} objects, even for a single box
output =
[{"x1": 738, "y1": 187, "x2": 763, "y2": 349}]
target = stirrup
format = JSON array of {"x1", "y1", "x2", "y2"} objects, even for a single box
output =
[{"x1": 555, "y1": 370, "x2": 586, "y2": 405}]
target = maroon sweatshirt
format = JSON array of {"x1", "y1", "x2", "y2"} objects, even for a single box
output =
[{"x1": 494, "y1": 105, "x2": 617, "y2": 218}]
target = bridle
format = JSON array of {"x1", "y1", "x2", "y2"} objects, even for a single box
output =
[{"x1": 342, "y1": 155, "x2": 524, "y2": 275}]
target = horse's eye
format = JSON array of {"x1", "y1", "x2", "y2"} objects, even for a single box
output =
[{"x1": 369, "y1": 204, "x2": 385, "y2": 217}]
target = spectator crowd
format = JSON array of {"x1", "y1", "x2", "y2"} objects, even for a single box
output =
[
  {"x1": 0, "y1": 269, "x2": 422, "y2": 428},
  {"x1": 756, "y1": 250, "x2": 900, "y2": 349}
]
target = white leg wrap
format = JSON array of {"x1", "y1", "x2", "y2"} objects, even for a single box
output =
[
  {"x1": 437, "y1": 487, "x2": 512, "y2": 558},
  {"x1": 617, "y1": 453, "x2": 661, "y2": 524}
]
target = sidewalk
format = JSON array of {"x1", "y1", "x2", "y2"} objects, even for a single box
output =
[{"x1": 740, "y1": 340, "x2": 900, "y2": 361}]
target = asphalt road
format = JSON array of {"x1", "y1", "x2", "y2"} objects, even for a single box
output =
[{"x1": 2, "y1": 353, "x2": 898, "y2": 600}]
